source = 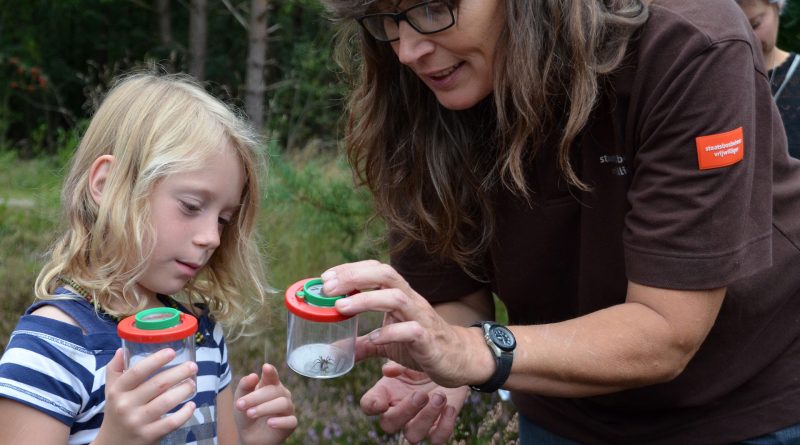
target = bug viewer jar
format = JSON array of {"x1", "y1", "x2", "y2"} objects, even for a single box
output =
[
  {"x1": 117, "y1": 307, "x2": 198, "y2": 392},
  {"x1": 285, "y1": 278, "x2": 358, "y2": 378}
]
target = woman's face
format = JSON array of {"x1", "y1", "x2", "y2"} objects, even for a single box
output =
[
  {"x1": 740, "y1": 0, "x2": 781, "y2": 60},
  {"x1": 387, "y1": 0, "x2": 505, "y2": 110}
]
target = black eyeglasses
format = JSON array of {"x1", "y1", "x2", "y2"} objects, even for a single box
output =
[{"x1": 356, "y1": 1, "x2": 456, "y2": 42}]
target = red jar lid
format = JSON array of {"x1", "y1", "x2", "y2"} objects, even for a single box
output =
[
  {"x1": 118, "y1": 308, "x2": 198, "y2": 343},
  {"x1": 285, "y1": 278, "x2": 354, "y2": 322}
]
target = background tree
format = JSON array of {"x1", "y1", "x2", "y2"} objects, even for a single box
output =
[
  {"x1": 155, "y1": 0, "x2": 177, "y2": 72},
  {"x1": 189, "y1": 0, "x2": 208, "y2": 80},
  {"x1": 244, "y1": 0, "x2": 271, "y2": 132}
]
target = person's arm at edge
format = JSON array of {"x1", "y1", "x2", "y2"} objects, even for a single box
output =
[
  {"x1": 216, "y1": 386, "x2": 238, "y2": 445},
  {"x1": 0, "y1": 399, "x2": 70, "y2": 444}
]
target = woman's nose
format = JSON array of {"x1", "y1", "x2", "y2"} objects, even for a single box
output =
[{"x1": 393, "y1": 21, "x2": 435, "y2": 65}]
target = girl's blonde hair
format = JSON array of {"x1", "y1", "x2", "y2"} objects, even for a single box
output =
[{"x1": 35, "y1": 72, "x2": 267, "y2": 336}]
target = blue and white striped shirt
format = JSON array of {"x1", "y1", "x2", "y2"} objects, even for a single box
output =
[{"x1": 0, "y1": 290, "x2": 231, "y2": 445}]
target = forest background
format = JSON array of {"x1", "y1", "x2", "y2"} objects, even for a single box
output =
[{"x1": 2, "y1": 1, "x2": 799, "y2": 444}]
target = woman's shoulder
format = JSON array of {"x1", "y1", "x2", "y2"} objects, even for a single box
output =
[{"x1": 645, "y1": 0, "x2": 756, "y2": 50}]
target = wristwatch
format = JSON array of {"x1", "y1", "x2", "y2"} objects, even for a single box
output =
[{"x1": 469, "y1": 321, "x2": 516, "y2": 393}]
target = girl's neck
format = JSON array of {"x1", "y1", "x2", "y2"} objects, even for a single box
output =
[
  {"x1": 57, "y1": 276, "x2": 164, "y2": 313},
  {"x1": 767, "y1": 47, "x2": 791, "y2": 71}
]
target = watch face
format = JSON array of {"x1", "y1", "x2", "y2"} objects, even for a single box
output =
[{"x1": 489, "y1": 325, "x2": 516, "y2": 351}]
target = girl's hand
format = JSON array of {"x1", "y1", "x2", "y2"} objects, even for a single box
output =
[
  {"x1": 323, "y1": 260, "x2": 489, "y2": 388},
  {"x1": 233, "y1": 364, "x2": 297, "y2": 445},
  {"x1": 94, "y1": 348, "x2": 198, "y2": 445}
]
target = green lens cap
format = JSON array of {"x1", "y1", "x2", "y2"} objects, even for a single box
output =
[
  {"x1": 297, "y1": 278, "x2": 346, "y2": 307},
  {"x1": 135, "y1": 307, "x2": 181, "y2": 330}
]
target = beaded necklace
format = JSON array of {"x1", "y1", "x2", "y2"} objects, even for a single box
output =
[{"x1": 56, "y1": 276, "x2": 206, "y2": 345}]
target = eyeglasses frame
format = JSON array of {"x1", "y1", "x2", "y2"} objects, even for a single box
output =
[{"x1": 356, "y1": 1, "x2": 456, "y2": 43}]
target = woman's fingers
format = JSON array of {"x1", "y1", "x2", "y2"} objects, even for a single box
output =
[
  {"x1": 378, "y1": 390, "x2": 428, "y2": 433},
  {"x1": 402, "y1": 392, "x2": 450, "y2": 444},
  {"x1": 322, "y1": 261, "x2": 409, "y2": 296},
  {"x1": 335, "y1": 287, "x2": 429, "y2": 322}
]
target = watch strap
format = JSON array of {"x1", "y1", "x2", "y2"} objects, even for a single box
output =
[{"x1": 469, "y1": 322, "x2": 514, "y2": 393}]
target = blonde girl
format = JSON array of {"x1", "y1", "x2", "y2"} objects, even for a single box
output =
[{"x1": 0, "y1": 72, "x2": 296, "y2": 445}]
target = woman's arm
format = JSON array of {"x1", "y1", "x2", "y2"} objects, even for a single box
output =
[
  {"x1": 501, "y1": 281, "x2": 725, "y2": 397},
  {"x1": 0, "y1": 399, "x2": 70, "y2": 444},
  {"x1": 326, "y1": 261, "x2": 725, "y2": 397}
]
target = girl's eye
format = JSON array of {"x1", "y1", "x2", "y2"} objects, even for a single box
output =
[
  {"x1": 180, "y1": 200, "x2": 201, "y2": 213},
  {"x1": 218, "y1": 216, "x2": 231, "y2": 226}
]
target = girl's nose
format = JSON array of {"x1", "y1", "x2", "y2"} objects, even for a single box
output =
[
  {"x1": 393, "y1": 21, "x2": 436, "y2": 66},
  {"x1": 193, "y1": 218, "x2": 221, "y2": 249}
]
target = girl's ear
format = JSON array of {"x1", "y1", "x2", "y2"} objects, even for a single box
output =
[{"x1": 88, "y1": 155, "x2": 114, "y2": 205}]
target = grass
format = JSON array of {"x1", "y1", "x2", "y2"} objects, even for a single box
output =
[{"x1": 0, "y1": 147, "x2": 518, "y2": 444}]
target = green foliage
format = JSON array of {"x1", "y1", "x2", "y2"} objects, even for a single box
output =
[
  {"x1": 0, "y1": 0, "x2": 343, "y2": 155},
  {"x1": 260, "y1": 143, "x2": 384, "y2": 287},
  {"x1": 778, "y1": 1, "x2": 800, "y2": 51}
]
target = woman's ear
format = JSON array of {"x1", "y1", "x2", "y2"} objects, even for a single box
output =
[{"x1": 88, "y1": 155, "x2": 114, "y2": 205}]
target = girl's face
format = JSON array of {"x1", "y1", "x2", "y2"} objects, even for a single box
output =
[
  {"x1": 137, "y1": 146, "x2": 245, "y2": 299},
  {"x1": 740, "y1": 0, "x2": 781, "y2": 60},
  {"x1": 387, "y1": 0, "x2": 505, "y2": 110}
]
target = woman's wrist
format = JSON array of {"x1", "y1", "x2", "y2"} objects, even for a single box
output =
[{"x1": 459, "y1": 325, "x2": 497, "y2": 387}]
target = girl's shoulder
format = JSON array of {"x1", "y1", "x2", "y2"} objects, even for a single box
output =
[{"x1": 25, "y1": 289, "x2": 118, "y2": 337}]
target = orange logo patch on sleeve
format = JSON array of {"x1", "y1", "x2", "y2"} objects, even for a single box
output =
[{"x1": 695, "y1": 127, "x2": 744, "y2": 170}]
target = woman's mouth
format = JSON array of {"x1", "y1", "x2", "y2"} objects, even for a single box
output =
[{"x1": 427, "y1": 62, "x2": 463, "y2": 81}]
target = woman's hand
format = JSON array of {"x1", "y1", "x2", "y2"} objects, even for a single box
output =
[
  {"x1": 322, "y1": 260, "x2": 491, "y2": 388},
  {"x1": 233, "y1": 364, "x2": 297, "y2": 445},
  {"x1": 94, "y1": 348, "x2": 198, "y2": 445},
  {"x1": 362, "y1": 361, "x2": 467, "y2": 445}
]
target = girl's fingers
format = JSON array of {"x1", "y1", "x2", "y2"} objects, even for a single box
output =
[
  {"x1": 144, "y1": 377, "x2": 197, "y2": 418},
  {"x1": 132, "y1": 360, "x2": 198, "y2": 405},
  {"x1": 235, "y1": 364, "x2": 291, "y2": 413},
  {"x1": 116, "y1": 348, "x2": 178, "y2": 389},
  {"x1": 242, "y1": 396, "x2": 294, "y2": 419},
  {"x1": 256, "y1": 363, "x2": 281, "y2": 387},
  {"x1": 267, "y1": 415, "x2": 299, "y2": 430},
  {"x1": 104, "y1": 349, "x2": 125, "y2": 388},
  {"x1": 144, "y1": 400, "x2": 196, "y2": 439}
]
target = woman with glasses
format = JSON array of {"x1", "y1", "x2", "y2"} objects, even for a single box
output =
[{"x1": 316, "y1": 0, "x2": 800, "y2": 443}]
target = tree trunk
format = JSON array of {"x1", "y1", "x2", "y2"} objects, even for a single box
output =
[
  {"x1": 155, "y1": 0, "x2": 175, "y2": 72},
  {"x1": 189, "y1": 0, "x2": 208, "y2": 80},
  {"x1": 244, "y1": 0, "x2": 270, "y2": 133}
]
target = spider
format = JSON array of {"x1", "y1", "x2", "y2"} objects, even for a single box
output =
[{"x1": 312, "y1": 355, "x2": 334, "y2": 373}]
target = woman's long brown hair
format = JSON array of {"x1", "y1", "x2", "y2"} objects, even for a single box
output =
[{"x1": 322, "y1": 0, "x2": 650, "y2": 276}]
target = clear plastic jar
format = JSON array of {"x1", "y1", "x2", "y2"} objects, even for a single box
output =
[
  {"x1": 285, "y1": 278, "x2": 357, "y2": 379},
  {"x1": 117, "y1": 307, "x2": 198, "y2": 395}
]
